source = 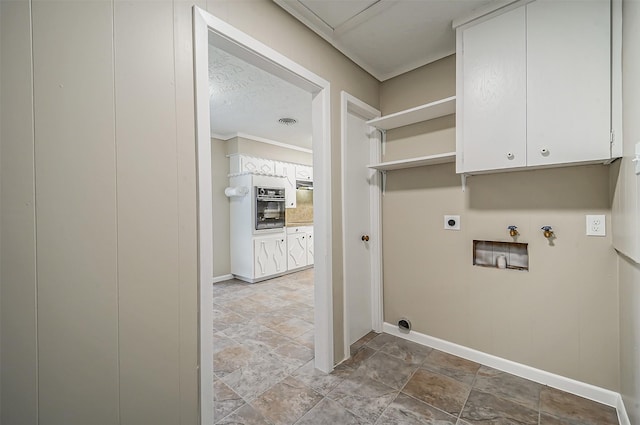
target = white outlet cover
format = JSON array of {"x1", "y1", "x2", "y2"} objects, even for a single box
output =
[
  {"x1": 444, "y1": 215, "x2": 460, "y2": 230},
  {"x1": 586, "y1": 214, "x2": 606, "y2": 236}
]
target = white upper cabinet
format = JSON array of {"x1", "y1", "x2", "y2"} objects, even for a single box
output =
[
  {"x1": 275, "y1": 161, "x2": 297, "y2": 208},
  {"x1": 456, "y1": 0, "x2": 615, "y2": 174},
  {"x1": 229, "y1": 154, "x2": 276, "y2": 175},
  {"x1": 459, "y1": 6, "x2": 527, "y2": 172},
  {"x1": 526, "y1": 0, "x2": 610, "y2": 167},
  {"x1": 295, "y1": 164, "x2": 313, "y2": 181}
]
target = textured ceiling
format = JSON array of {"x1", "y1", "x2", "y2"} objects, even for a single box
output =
[{"x1": 208, "y1": 44, "x2": 312, "y2": 149}]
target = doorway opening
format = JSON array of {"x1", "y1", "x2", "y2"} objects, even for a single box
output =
[{"x1": 194, "y1": 7, "x2": 333, "y2": 424}]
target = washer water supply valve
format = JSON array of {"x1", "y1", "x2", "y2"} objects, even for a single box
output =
[
  {"x1": 541, "y1": 226, "x2": 554, "y2": 239},
  {"x1": 508, "y1": 225, "x2": 519, "y2": 237}
]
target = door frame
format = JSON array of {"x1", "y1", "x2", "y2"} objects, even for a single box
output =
[
  {"x1": 340, "y1": 91, "x2": 383, "y2": 360},
  {"x1": 194, "y1": 7, "x2": 333, "y2": 424}
]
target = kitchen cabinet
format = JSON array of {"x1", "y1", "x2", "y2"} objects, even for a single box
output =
[
  {"x1": 275, "y1": 161, "x2": 297, "y2": 208},
  {"x1": 254, "y1": 235, "x2": 287, "y2": 279},
  {"x1": 287, "y1": 226, "x2": 313, "y2": 270},
  {"x1": 295, "y1": 165, "x2": 313, "y2": 181},
  {"x1": 229, "y1": 154, "x2": 276, "y2": 175},
  {"x1": 456, "y1": 0, "x2": 617, "y2": 174},
  {"x1": 306, "y1": 229, "x2": 314, "y2": 265}
]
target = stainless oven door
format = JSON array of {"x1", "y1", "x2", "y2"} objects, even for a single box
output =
[{"x1": 256, "y1": 196, "x2": 285, "y2": 230}]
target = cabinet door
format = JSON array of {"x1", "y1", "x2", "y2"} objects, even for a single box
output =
[
  {"x1": 254, "y1": 236, "x2": 286, "y2": 278},
  {"x1": 242, "y1": 156, "x2": 275, "y2": 175},
  {"x1": 295, "y1": 165, "x2": 312, "y2": 181},
  {"x1": 526, "y1": 0, "x2": 610, "y2": 167},
  {"x1": 287, "y1": 233, "x2": 307, "y2": 270},
  {"x1": 460, "y1": 7, "x2": 527, "y2": 172},
  {"x1": 306, "y1": 231, "x2": 314, "y2": 265},
  {"x1": 275, "y1": 161, "x2": 297, "y2": 208}
]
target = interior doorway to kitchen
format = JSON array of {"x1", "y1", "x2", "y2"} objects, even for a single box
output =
[{"x1": 194, "y1": 7, "x2": 333, "y2": 424}]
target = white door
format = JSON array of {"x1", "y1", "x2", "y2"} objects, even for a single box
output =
[{"x1": 343, "y1": 95, "x2": 381, "y2": 349}]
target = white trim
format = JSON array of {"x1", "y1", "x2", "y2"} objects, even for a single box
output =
[
  {"x1": 194, "y1": 7, "x2": 334, "y2": 424},
  {"x1": 234, "y1": 132, "x2": 313, "y2": 154},
  {"x1": 452, "y1": 0, "x2": 524, "y2": 29},
  {"x1": 341, "y1": 92, "x2": 382, "y2": 362},
  {"x1": 212, "y1": 274, "x2": 233, "y2": 284},
  {"x1": 212, "y1": 132, "x2": 313, "y2": 154},
  {"x1": 383, "y1": 323, "x2": 623, "y2": 408},
  {"x1": 193, "y1": 9, "x2": 214, "y2": 425},
  {"x1": 617, "y1": 394, "x2": 631, "y2": 425}
]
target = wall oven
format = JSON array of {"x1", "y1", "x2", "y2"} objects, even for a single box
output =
[{"x1": 255, "y1": 186, "x2": 286, "y2": 230}]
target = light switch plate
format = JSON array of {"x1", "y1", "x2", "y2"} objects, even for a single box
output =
[
  {"x1": 444, "y1": 215, "x2": 460, "y2": 230},
  {"x1": 586, "y1": 215, "x2": 606, "y2": 236}
]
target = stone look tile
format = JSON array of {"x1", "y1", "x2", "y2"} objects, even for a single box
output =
[
  {"x1": 213, "y1": 304, "x2": 247, "y2": 331},
  {"x1": 268, "y1": 317, "x2": 313, "y2": 338},
  {"x1": 214, "y1": 380, "x2": 245, "y2": 421},
  {"x1": 225, "y1": 323, "x2": 292, "y2": 351},
  {"x1": 350, "y1": 331, "x2": 379, "y2": 353},
  {"x1": 473, "y1": 366, "x2": 542, "y2": 410},
  {"x1": 380, "y1": 338, "x2": 432, "y2": 365},
  {"x1": 293, "y1": 329, "x2": 314, "y2": 350},
  {"x1": 292, "y1": 360, "x2": 352, "y2": 396},
  {"x1": 213, "y1": 343, "x2": 256, "y2": 377},
  {"x1": 376, "y1": 393, "x2": 458, "y2": 425},
  {"x1": 540, "y1": 387, "x2": 619, "y2": 425},
  {"x1": 216, "y1": 403, "x2": 272, "y2": 425},
  {"x1": 221, "y1": 350, "x2": 297, "y2": 401},
  {"x1": 353, "y1": 351, "x2": 419, "y2": 390},
  {"x1": 540, "y1": 412, "x2": 587, "y2": 425},
  {"x1": 365, "y1": 333, "x2": 398, "y2": 350},
  {"x1": 273, "y1": 341, "x2": 314, "y2": 367},
  {"x1": 296, "y1": 397, "x2": 369, "y2": 425},
  {"x1": 402, "y1": 369, "x2": 471, "y2": 415},
  {"x1": 340, "y1": 346, "x2": 376, "y2": 370},
  {"x1": 328, "y1": 374, "x2": 398, "y2": 423},
  {"x1": 460, "y1": 390, "x2": 538, "y2": 425},
  {"x1": 251, "y1": 377, "x2": 322, "y2": 425},
  {"x1": 422, "y1": 350, "x2": 480, "y2": 385}
]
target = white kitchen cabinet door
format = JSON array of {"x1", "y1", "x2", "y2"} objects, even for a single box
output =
[
  {"x1": 287, "y1": 233, "x2": 308, "y2": 270},
  {"x1": 240, "y1": 155, "x2": 275, "y2": 175},
  {"x1": 295, "y1": 164, "x2": 313, "y2": 181},
  {"x1": 306, "y1": 230, "x2": 314, "y2": 265},
  {"x1": 254, "y1": 236, "x2": 286, "y2": 278},
  {"x1": 460, "y1": 6, "x2": 527, "y2": 173},
  {"x1": 526, "y1": 0, "x2": 611, "y2": 167},
  {"x1": 275, "y1": 161, "x2": 297, "y2": 208}
]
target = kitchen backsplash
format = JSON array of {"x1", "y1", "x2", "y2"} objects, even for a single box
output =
[{"x1": 286, "y1": 189, "x2": 313, "y2": 225}]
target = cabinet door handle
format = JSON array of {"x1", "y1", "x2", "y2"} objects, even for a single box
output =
[
  {"x1": 506, "y1": 152, "x2": 514, "y2": 160},
  {"x1": 361, "y1": 235, "x2": 370, "y2": 241},
  {"x1": 540, "y1": 148, "x2": 550, "y2": 156}
]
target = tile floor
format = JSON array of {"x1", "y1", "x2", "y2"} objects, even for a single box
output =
[{"x1": 212, "y1": 269, "x2": 620, "y2": 425}]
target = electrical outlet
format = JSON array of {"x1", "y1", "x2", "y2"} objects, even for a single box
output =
[
  {"x1": 444, "y1": 215, "x2": 460, "y2": 230},
  {"x1": 586, "y1": 215, "x2": 606, "y2": 236}
]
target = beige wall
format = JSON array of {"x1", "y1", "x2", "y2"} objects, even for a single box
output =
[
  {"x1": 380, "y1": 57, "x2": 620, "y2": 390},
  {"x1": 228, "y1": 136, "x2": 313, "y2": 165},
  {"x1": 0, "y1": 0, "x2": 201, "y2": 423},
  {"x1": 617, "y1": 0, "x2": 640, "y2": 422},
  {"x1": 206, "y1": 0, "x2": 379, "y2": 362},
  {"x1": 1, "y1": 1, "x2": 377, "y2": 422}
]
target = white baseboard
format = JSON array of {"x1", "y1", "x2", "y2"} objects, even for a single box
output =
[
  {"x1": 383, "y1": 322, "x2": 629, "y2": 420},
  {"x1": 617, "y1": 394, "x2": 631, "y2": 425},
  {"x1": 212, "y1": 274, "x2": 233, "y2": 284}
]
